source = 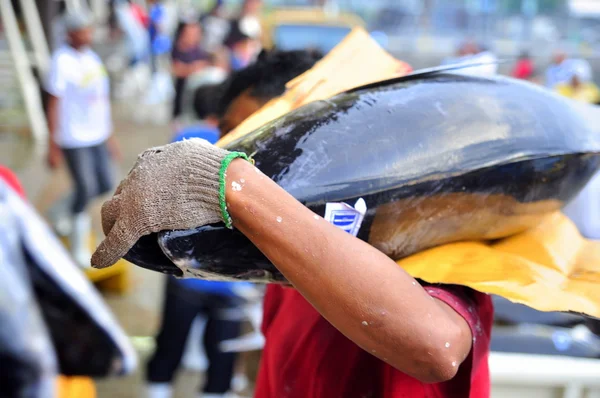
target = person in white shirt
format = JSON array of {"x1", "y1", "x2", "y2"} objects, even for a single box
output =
[{"x1": 46, "y1": 11, "x2": 120, "y2": 268}]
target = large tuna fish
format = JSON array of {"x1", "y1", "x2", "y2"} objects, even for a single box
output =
[{"x1": 124, "y1": 69, "x2": 600, "y2": 283}]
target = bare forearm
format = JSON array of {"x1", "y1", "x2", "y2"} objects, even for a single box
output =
[
  {"x1": 172, "y1": 61, "x2": 207, "y2": 78},
  {"x1": 226, "y1": 160, "x2": 471, "y2": 382},
  {"x1": 47, "y1": 95, "x2": 59, "y2": 139},
  {"x1": 172, "y1": 61, "x2": 190, "y2": 78}
]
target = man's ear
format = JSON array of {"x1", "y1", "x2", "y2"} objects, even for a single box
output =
[{"x1": 257, "y1": 49, "x2": 270, "y2": 61}]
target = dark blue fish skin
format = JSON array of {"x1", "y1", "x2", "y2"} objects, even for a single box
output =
[{"x1": 124, "y1": 72, "x2": 600, "y2": 282}]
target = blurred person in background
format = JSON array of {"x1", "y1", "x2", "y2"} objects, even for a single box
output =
[
  {"x1": 555, "y1": 61, "x2": 600, "y2": 104},
  {"x1": 511, "y1": 51, "x2": 535, "y2": 81},
  {"x1": 236, "y1": 0, "x2": 263, "y2": 41},
  {"x1": 177, "y1": 49, "x2": 230, "y2": 128},
  {"x1": 224, "y1": 27, "x2": 256, "y2": 71},
  {"x1": 442, "y1": 40, "x2": 497, "y2": 77},
  {"x1": 114, "y1": 0, "x2": 151, "y2": 66},
  {"x1": 545, "y1": 50, "x2": 568, "y2": 88},
  {"x1": 223, "y1": 0, "x2": 263, "y2": 70},
  {"x1": 200, "y1": 0, "x2": 230, "y2": 53},
  {"x1": 146, "y1": 85, "x2": 244, "y2": 398},
  {"x1": 46, "y1": 11, "x2": 120, "y2": 268},
  {"x1": 148, "y1": 0, "x2": 170, "y2": 73},
  {"x1": 171, "y1": 18, "x2": 209, "y2": 124}
]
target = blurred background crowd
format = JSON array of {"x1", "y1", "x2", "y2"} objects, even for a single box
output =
[{"x1": 3, "y1": 0, "x2": 600, "y2": 397}]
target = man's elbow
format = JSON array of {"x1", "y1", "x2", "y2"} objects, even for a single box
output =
[
  {"x1": 391, "y1": 324, "x2": 469, "y2": 384},
  {"x1": 419, "y1": 353, "x2": 461, "y2": 384},
  {"x1": 425, "y1": 323, "x2": 470, "y2": 383}
]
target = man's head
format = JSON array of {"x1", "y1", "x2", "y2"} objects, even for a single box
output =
[
  {"x1": 242, "y1": 0, "x2": 262, "y2": 16},
  {"x1": 193, "y1": 84, "x2": 223, "y2": 126},
  {"x1": 216, "y1": 49, "x2": 322, "y2": 136},
  {"x1": 552, "y1": 50, "x2": 567, "y2": 66},
  {"x1": 64, "y1": 11, "x2": 94, "y2": 49},
  {"x1": 177, "y1": 21, "x2": 202, "y2": 49},
  {"x1": 458, "y1": 40, "x2": 479, "y2": 57},
  {"x1": 225, "y1": 27, "x2": 253, "y2": 54}
]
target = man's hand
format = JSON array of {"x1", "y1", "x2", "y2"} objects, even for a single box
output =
[
  {"x1": 107, "y1": 136, "x2": 123, "y2": 162},
  {"x1": 91, "y1": 139, "x2": 236, "y2": 268},
  {"x1": 47, "y1": 142, "x2": 62, "y2": 169}
]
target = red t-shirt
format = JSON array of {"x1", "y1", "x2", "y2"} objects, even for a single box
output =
[
  {"x1": 511, "y1": 59, "x2": 534, "y2": 80},
  {"x1": 255, "y1": 283, "x2": 493, "y2": 398}
]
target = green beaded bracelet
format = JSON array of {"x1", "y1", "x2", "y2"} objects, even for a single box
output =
[{"x1": 219, "y1": 151, "x2": 252, "y2": 229}]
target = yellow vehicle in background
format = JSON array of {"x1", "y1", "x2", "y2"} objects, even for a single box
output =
[{"x1": 261, "y1": 7, "x2": 387, "y2": 53}]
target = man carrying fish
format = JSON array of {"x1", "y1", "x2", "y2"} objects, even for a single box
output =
[{"x1": 92, "y1": 50, "x2": 492, "y2": 397}]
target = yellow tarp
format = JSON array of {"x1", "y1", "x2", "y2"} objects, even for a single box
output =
[
  {"x1": 216, "y1": 28, "x2": 600, "y2": 318},
  {"x1": 398, "y1": 213, "x2": 600, "y2": 318}
]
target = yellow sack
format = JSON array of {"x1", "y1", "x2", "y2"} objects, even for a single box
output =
[
  {"x1": 399, "y1": 213, "x2": 600, "y2": 318},
  {"x1": 216, "y1": 28, "x2": 600, "y2": 318}
]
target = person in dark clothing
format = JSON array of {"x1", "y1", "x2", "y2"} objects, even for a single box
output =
[
  {"x1": 146, "y1": 278, "x2": 244, "y2": 398},
  {"x1": 171, "y1": 20, "x2": 208, "y2": 120}
]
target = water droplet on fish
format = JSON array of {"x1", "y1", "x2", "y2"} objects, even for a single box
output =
[
  {"x1": 232, "y1": 181, "x2": 242, "y2": 191},
  {"x1": 240, "y1": 178, "x2": 245, "y2": 183},
  {"x1": 362, "y1": 321, "x2": 369, "y2": 326},
  {"x1": 445, "y1": 342, "x2": 450, "y2": 348},
  {"x1": 383, "y1": 357, "x2": 388, "y2": 361},
  {"x1": 371, "y1": 349, "x2": 376, "y2": 353},
  {"x1": 380, "y1": 311, "x2": 387, "y2": 316},
  {"x1": 452, "y1": 361, "x2": 457, "y2": 367},
  {"x1": 276, "y1": 216, "x2": 282, "y2": 223},
  {"x1": 412, "y1": 281, "x2": 417, "y2": 286},
  {"x1": 313, "y1": 215, "x2": 319, "y2": 220}
]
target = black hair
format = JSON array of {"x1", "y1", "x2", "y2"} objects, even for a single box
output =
[
  {"x1": 217, "y1": 49, "x2": 322, "y2": 116},
  {"x1": 172, "y1": 17, "x2": 202, "y2": 49},
  {"x1": 223, "y1": 19, "x2": 252, "y2": 48},
  {"x1": 193, "y1": 83, "x2": 224, "y2": 120}
]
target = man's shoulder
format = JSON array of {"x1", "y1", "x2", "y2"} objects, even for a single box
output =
[{"x1": 51, "y1": 46, "x2": 73, "y2": 61}]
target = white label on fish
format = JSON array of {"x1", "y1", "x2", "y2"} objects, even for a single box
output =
[{"x1": 324, "y1": 198, "x2": 367, "y2": 237}]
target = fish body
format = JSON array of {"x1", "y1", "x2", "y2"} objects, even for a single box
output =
[{"x1": 125, "y1": 71, "x2": 600, "y2": 282}]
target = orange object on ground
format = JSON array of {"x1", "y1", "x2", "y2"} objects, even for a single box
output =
[{"x1": 56, "y1": 376, "x2": 96, "y2": 398}]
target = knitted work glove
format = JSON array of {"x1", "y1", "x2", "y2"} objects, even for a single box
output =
[{"x1": 91, "y1": 138, "x2": 249, "y2": 269}]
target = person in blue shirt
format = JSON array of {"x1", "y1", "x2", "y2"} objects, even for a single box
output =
[
  {"x1": 224, "y1": 21, "x2": 257, "y2": 71},
  {"x1": 146, "y1": 79, "x2": 247, "y2": 398},
  {"x1": 148, "y1": 0, "x2": 171, "y2": 73}
]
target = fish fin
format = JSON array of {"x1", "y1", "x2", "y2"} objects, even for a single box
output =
[{"x1": 347, "y1": 59, "x2": 509, "y2": 93}]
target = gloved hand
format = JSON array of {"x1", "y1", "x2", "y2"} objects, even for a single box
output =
[{"x1": 91, "y1": 138, "x2": 249, "y2": 269}]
